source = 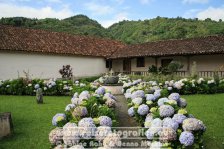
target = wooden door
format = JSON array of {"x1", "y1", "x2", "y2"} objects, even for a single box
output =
[{"x1": 123, "y1": 59, "x2": 131, "y2": 72}]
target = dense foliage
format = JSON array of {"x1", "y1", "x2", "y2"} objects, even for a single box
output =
[
  {"x1": 149, "y1": 61, "x2": 184, "y2": 75},
  {"x1": 0, "y1": 78, "x2": 98, "y2": 96},
  {"x1": 109, "y1": 17, "x2": 224, "y2": 44},
  {"x1": 1, "y1": 15, "x2": 224, "y2": 44},
  {"x1": 0, "y1": 15, "x2": 109, "y2": 38}
]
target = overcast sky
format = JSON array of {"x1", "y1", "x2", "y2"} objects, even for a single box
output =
[{"x1": 0, "y1": 0, "x2": 224, "y2": 28}]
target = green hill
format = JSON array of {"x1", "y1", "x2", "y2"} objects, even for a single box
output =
[
  {"x1": 108, "y1": 17, "x2": 224, "y2": 44},
  {"x1": 1, "y1": 15, "x2": 224, "y2": 44},
  {"x1": 0, "y1": 15, "x2": 109, "y2": 38}
]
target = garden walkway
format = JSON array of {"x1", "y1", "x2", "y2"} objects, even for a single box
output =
[
  {"x1": 114, "y1": 96, "x2": 145, "y2": 148},
  {"x1": 115, "y1": 95, "x2": 139, "y2": 127}
]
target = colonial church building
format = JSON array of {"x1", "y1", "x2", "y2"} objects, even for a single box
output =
[{"x1": 0, "y1": 25, "x2": 224, "y2": 79}]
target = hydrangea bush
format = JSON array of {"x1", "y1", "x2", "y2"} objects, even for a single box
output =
[
  {"x1": 49, "y1": 86, "x2": 119, "y2": 149},
  {"x1": 123, "y1": 79, "x2": 206, "y2": 148},
  {"x1": 0, "y1": 78, "x2": 97, "y2": 96}
]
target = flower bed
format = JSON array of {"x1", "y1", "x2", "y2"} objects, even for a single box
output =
[
  {"x1": 49, "y1": 86, "x2": 121, "y2": 149},
  {"x1": 0, "y1": 78, "x2": 99, "y2": 96},
  {"x1": 123, "y1": 78, "x2": 224, "y2": 95},
  {"x1": 124, "y1": 80, "x2": 206, "y2": 148}
]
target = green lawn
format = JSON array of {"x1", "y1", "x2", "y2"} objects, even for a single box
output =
[
  {"x1": 0, "y1": 94, "x2": 224, "y2": 149},
  {"x1": 182, "y1": 94, "x2": 224, "y2": 149},
  {"x1": 0, "y1": 96, "x2": 70, "y2": 149}
]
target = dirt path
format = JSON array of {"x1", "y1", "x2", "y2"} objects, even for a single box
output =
[
  {"x1": 114, "y1": 95, "x2": 146, "y2": 148},
  {"x1": 115, "y1": 95, "x2": 139, "y2": 127}
]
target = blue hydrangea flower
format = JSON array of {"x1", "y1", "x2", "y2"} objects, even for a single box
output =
[
  {"x1": 179, "y1": 131, "x2": 194, "y2": 146},
  {"x1": 131, "y1": 90, "x2": 145, "y2": 99},
  {"x1": 146, "y1": 94, "x2": 156, "y2": 101},
  {"x1": 137, "y1": 104, "x2": 149, "y2": 116},
  {"x1": 79, "y1": 91, "x2": 90, "y2": 100},
  {"x1": 65, "y1": 104, "x2": 75, "y2": 111},
  {"x1": 178, "y1": 98, "x2": 187, "y2": 107},
  {"x1": 154, "y1": 90, "x2": 161, "y2": 99},
  {"x1": 78, "y1": 118, "x2": 96, "y2": 139},
  {"x1": 162, "y1": 117, "x2": 179, "y2": 131},
  {"x1": 157, "y1": 98, "x2": 168, "y2": 106},
  {"x1": 95, "y1": 87, "x2": 106, "y2": 95},
  {"x1": 128, "y1": 107, "x2": 135, "y2": 117},
  {"x1": 99, "y1": 116, "x2": 112, "y2": 127},
  {"x1": 52, "y1": 113, "x2": 66, "y2": 126},
  {"x1": 72, "y1": 106, "x2": 88, "y2": 117},
  {"x1": 104, "y1": 93, "x2": 116, "y2": 100},
  {"x1": 168, "y1": 93, "x2": 180, "y2": 102},
  {"x1": 159, "y1": 105, "x2": 175, "y2": 117},
  {"x1": 145, "y1": 128, "x2": 156, "y2": 140},
  {"x1": 172, "y1": 114, "x2": 187, "y2": 124},
  {"x1": 71, "y1": 97, "x2": 82, "y2": 105},
  {"x1": 78, "y1": 117, "x2": 94, "y2": 127}
]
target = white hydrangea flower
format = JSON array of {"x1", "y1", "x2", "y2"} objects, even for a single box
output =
[
  {"x1": 95, "y1": 126, "x2": 112, "y2": 141},
  {"x1": 103, "y1": 133, "x2": 121, "y2": 148},
  {"x1": 132, "y1": 97, "x2": 143, "y2": 105},
  {"x1": 159, "y1": 127, "x2": 176, "y2": 143},
  {"x1": 63, "y1": 122, "x2": 80, "y2": 146},
  {"x1": 49, "y1": 128, "x2": 63, "y2": 146}
]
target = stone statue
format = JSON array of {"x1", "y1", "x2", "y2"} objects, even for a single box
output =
[{"x1": 36, "y1": 88, "x2": 43, "y2": 104}]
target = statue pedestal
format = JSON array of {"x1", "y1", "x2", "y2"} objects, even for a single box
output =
[
  {"x1": 102, "y1": 85, "x2": 123, "y2": 95},
  {"x1": 0, "y1": 112, "x2": 13, "y2": 139}
]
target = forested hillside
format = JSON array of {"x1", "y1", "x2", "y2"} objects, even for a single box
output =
[
  {"x1": 109, "y1": 17, "x2": 224, "y2": 44},
  {"x1": 1, "y1": 15, "x2": 224, "y2": 44},
  {"x1": 0, "y1": 15, "x2": 109, "y2": 38}
]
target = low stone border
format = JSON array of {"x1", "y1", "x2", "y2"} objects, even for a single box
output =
[
  {"x1": 0, "y1": 112, "x2": 13, "y2": 139},
  {"x1": 102, "y1": 85, "x2": 123, "y2": 95}
]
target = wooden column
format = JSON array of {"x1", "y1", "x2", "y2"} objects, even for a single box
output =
[
  {"x1": 155, "y1": 57, "x2": 158, "y2": 68},
  {"x1": 187, "y1": 56, "x2": 190, "y2": 75}
]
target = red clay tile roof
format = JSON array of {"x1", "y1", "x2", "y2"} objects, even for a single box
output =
[
  {"x1": 0, "y1": 25, "x2": 125, "y2": 57},
  {"x1": 110, "y1": 35, "x2": 224, "y2": 58},
  {"x1": 1, "y1": 25, "x2": 224, "y2": 59}
]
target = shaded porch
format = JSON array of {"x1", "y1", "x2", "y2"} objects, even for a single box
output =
[{"x1": 109, "y1": 54, "x2": 224, "y2": 78}]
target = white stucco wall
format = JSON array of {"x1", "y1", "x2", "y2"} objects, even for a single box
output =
[
  {"x1": 190, "y1": 54, "x2": 224, "y2": 71},
  {"x1": 0, "y1": 52, "x2": 108, "y2": 80}
]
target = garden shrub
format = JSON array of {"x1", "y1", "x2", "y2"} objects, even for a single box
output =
[
  {"x1": 59, "y1": 65, "x2": 73, "y2": 79},
  {"x1": 79, "y1": 76, "x2": 100, "y2": 83},
  {"x1": 123, "y1": 80, "x2": 206, "y2": 148}
]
